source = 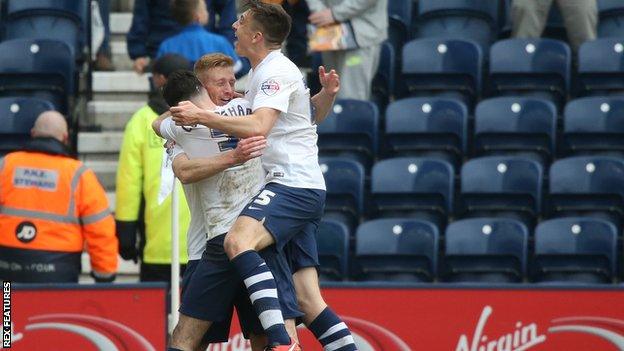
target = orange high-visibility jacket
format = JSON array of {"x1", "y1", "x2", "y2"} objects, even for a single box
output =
[{"x1": 0, "y1": 139, "x2": 117, "y2": 282}]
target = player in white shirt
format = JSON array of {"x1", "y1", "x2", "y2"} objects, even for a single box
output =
[
  {"x1": 170, "y1": 2, "x2": 357, "y2": 351},
  {"x1": 154, "y1": 69, "x2": 302, "y2": 351}
]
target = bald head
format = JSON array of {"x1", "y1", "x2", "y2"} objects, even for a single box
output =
[{"x1": 31, "y1": 111, "x2": 69, "y2": 143}]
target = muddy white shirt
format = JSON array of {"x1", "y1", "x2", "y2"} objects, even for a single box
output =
[
  {"x1": 245, "y1": 50, "x2": 326, "y2": 190},
  {"x1": 160, "y1": 98, "x2": 264, "y2": 259}
]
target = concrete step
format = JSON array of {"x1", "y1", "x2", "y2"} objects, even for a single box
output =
[
  {"x1": 111, "y1": 12, "x2": 132, "y2": 35},
  {"x1": 111, "y1": 40, "x2": 134, "y2": 71},
  {"x1": 84, "y1": 159, "x2": 118, "y2": 190},
  {"x1": 92, "y1": 71, "x2": 150, "y2": 93},
  {"x1": 92, "y1": 71, "x2": 150, "y2": 101},
  {"x1": 78, "y1": 131, "x2": 124, "y2": 153},
  {"x1": 88, "y1": 100, "x2": 144, "y2": 130}
]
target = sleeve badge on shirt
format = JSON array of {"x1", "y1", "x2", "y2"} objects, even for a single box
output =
[{"x1": 260, "y1": 79, "x2": 280, "y2": 96}]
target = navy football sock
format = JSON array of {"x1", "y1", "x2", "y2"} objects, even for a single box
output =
[
  {"x1": 232, "y1": 250, "x2": 291, "y2": 345},
  {"x1": 308, "y1": 307, "x2": 357, "y2": 350}
]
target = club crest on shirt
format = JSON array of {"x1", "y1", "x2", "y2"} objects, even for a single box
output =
[{"x1": 260, "y1": 79, "x2": 280, "y2": 96}]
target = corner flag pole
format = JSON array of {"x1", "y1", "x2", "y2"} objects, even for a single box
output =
[{"x1": 170, "y1": 178, "x2": 180, "y2": 333}]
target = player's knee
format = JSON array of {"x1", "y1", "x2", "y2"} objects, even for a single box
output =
[
  {"x1": 296, "y1": 288, "x2": 324, "y2": 314},
  {"x1": 223, "y1": 233, "x2": 247, "y2": 258}
]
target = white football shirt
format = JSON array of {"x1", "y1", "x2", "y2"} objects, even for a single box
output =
[
  {"x1": 160, "y1": 98, "x2": 264, "y2": 260},
  {"x1": 245, "y1": 50, "x2": 326, "y2": 190}
]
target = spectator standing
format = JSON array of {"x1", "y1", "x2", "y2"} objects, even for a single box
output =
[
  {"x1": 512, "y1": 0, "x2": 597, "y2": 52},
  {"x1": 95, "y1": 0, "x2": 116, "y2": 71},
  {"x1": 0, "y1": 111, "x2": 117, "y2": 283},
  {"x1": 157, "y1": 0, "x2": 243, "y2": 74},
  {"x1": 306, "y1": 0, "x2": 387, "y2": 100},
  {"x1": 127, "y1": 0, "x2": 237, "y2": 74},
  {"x1": 115, "y1": 54, "x2": 192, "y2": 282}
]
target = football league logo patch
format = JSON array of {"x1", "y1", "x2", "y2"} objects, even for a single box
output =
[{"x1": 260, "y1": 79, "x2": 280, "y2": 96}]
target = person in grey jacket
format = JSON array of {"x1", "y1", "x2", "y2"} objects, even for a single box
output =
[{"x1": 306, "y1": 0, "x2": 388, "y2": 100}]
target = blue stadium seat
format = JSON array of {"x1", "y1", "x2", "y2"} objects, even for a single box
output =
[
  {"x1": 319, "y1": 156, "x2": 365, "y2": 231},
  {"x1": 578, "y1": 38, "x2": 624, "y2": 96},
  {"x1": 533, "y1": 217, "x2": 617, "y2": 284},
  {"x1": 371, "y1": 41, "x2": 395, "y2": 112},
  {"x1": 385, "y1": 97, "x2": 467, "y2": 168},
  {"x1": 0, "y1": 39, "x2": 74, "y2": 114},
  {"x1": 548, "y1": 156, "x2": 624, "y2": 228},
  {"x1": 0, "y1": 97, "x2": 55, "y2": 152},
  {"x1": 443, "y1": 218, "x2": 528, "y2": 283},
  {"x1": 460, "y1": 156, "x2": 543, "y2": 226},
  {"x1": 474, "y1": 97, "x2": 557, "y2": 165},
  {"x1": 371, "y1": 157, "x2": 454, "y2": 227},
  {"x1": 489, "y1": 39, "x2": 571, "y2": 109},
  {"x1": 355, "y1": 218, "x2": 438, "y2": 282},
  {"x1": 598, "y1": 0, "x2": 624, "y2": 38},
  {"x1": 317, "y1": 99, "x2": 379, "y2": 170},
  {"x1": 400, "y1": 38, "x2": 482, "y2": 107},
  {"x1": 387, "y1": 0, "x2": 412, "y2": 57},
  {"x1": 4, "y1": 0, "x2": 87, "y2": 60},
  {"x1": 315, "y1": 219, "x2": 350, "y2": 281},
  {"x1": 563, "y1": 97, "x2": 624, "y2": 156},
  {"x1": 416, "y1": 0, "x2": 499, "y2": 52}
]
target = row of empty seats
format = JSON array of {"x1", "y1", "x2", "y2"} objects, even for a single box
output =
[
  {"x1": 0, "y1": 0, "x2": 91, "y2": 124},
  {"x1": 0, "y1": 0, "x2": 90, "y2": 62},
  {"x1": 318, "y1": 216, "x2": 620, "y2": 284},
  {"x1": 320, "y1": 155, "x2": 624, "y2": 231},
  {"x1": 372, "y1": 0, "x2": 624, "y2": 109},
  {"x1": 377, "y1": 37, "x2": 624, "y2": 109},
  {"x1": 320, "y1": 96, "x2": 624, "y2": 171},
  {"x1": 388, "y1": 0, "x2": 624, "y2": 54}
]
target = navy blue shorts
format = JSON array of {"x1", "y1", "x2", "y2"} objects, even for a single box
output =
[
  {"x1": 179, "y1": 235, "x2": 302, "y2": 343},
  {"x1": 240, "y1": 182, "x2": 325, "y2": 272}
]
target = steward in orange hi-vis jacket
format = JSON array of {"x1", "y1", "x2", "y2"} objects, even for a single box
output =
[{"x1": 0, "y1": 111, "x2": 118, "y2": 283}]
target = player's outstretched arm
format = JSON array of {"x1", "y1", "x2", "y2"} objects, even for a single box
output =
[
  {"x1": 171, "y1": 136, "x2": 267, "y2": 184},
  {"x1": 312, "y1": 65, "x2": 340, "y2": 124},
  {"x1": 170, "y1": 102, "x2": 279, "y2": 138}
]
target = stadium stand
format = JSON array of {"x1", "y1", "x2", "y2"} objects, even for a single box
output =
[
  {"x1": 416, "y1": 0, "x2": 499, "y2": 52},
  {"x1": 319, "y1": 156, "x2": 365, "y2": 232},
  {"x1": 563, "y1": 96, "x2": 624, "y2": 157},
  {"x1": 387, "y1": 0, "x2": 412, "y2": 60},
  {"x1": 316, "y1": 98, "x2": 379, "y2": 171},
  {"x1": 577, "y1": 38, "x2": 624, "y2": 96},
  {"x1": 7, "y1": 0, "x2": 624, "y2": 288},
  {"x1": 489, "y1": 38, "x2": 571, "y2": 109},
  {"x1": 315, "y1": 219, "x2": 351, "y2": 282},
  {"x1": 597, "y1": 0, "x2": 624, "y2": 38},
  {"x1": 384, "y1": 97, "x2": 467, "y2": 168},
  {"x1": 0, "y1": 38, "x2": 75, "y2": 114},
  {"x1": 533, "y1": 217, "x2": 618, "y2": 284},
  {"x1": 371, "y1": 157, "x2": 454, "y2": 228},
  {"x1": 3, "y1": 0, "x2": 88, "y2": 61},
  {"x1": 548, "y1": 156, "x2": 624, "y2": 228},
  {"x1": 442, "y1": 217, "x2": 528, "y2": 283},
  {"x1": 400, "y1": 38, "x2": 482, "y2": 107},
  {"x1": 371, "y1": 41, "x2": 395, "y2": 111},
  {"x1": 474, "y1": 97, "x2": 557, "y2": 166},
  {"x1": 460, "y1": 156, "x2": 543, "y2": 227},
  {"x1": 0, "y1": 97, "x2": 55, "y2": 154},
  {"x1": 354, "y1": 218, "x2": 438, "y2": 282}
]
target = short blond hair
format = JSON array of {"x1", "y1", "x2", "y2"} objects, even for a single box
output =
[{"x1": 194, "y1": 53, "x2": 234, "y2": 74}]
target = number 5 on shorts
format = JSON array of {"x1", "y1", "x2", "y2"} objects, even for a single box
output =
[{"x1": 253, "y1": 190, "x2": 276, "y2": 206}]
